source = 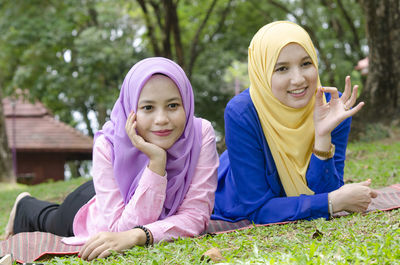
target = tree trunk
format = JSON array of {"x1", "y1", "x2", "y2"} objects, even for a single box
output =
[
  {"x1": 0, "y1": 90, "x2": 16, "y2": 183},
  {"x1": 358, "y1": 0, "x2": 400, "y2": 123}
]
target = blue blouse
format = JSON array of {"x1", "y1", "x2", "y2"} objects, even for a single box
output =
[{"x1": 212, "y1": 89, "x2": 351, "y2": 223}]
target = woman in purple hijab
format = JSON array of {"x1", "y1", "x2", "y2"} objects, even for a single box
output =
[{"x1": 6, "y1": 57, "x2": 219, "y2": 260}]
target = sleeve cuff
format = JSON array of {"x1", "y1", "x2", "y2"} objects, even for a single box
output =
[
  {"x1": 138, "y1": 167, "x2": 168, "y2": 190},
  {"x1": 304, "y1": 192, "x2": 330, "y2": 220}
]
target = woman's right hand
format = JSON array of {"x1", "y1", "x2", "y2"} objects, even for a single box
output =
[
  {"x1": 125, "y1": 111, "x2": 167, "y2": 176},
  {"x1": 328, "y1": 179, "x2": 378, "y2": 213},
  {"x1": 79, "y1": 228, "x2": 152, "y2": 261}
]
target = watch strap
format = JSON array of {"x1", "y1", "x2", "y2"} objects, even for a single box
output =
[{"x1": 312, "y1": 143, "x2": 335, "y2": 159}]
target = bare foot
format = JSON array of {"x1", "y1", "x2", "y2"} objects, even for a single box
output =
[{"x1": 4, "y1": 192, "x2": 31, "y2": 239}]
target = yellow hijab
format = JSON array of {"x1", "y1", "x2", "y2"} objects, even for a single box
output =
[{"x1": 249, "y1": 21, "x2": 323, "y2": 196}]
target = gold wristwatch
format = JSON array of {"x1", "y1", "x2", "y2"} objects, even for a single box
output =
[{"x1": 312, "y1": 143, "x2": 335, "y2": 159}]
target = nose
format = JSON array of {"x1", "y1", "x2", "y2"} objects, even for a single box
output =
[
  {"x1": 154, "y1": 109, "x2": 169, "y2": 125},
  {"x1": 290, "y1": 67, "x2": 306, "y2": 86}
]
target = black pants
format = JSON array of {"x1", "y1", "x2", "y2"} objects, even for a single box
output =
[{"x1": 13, "y1": 180, "x2": 95, "y2": 237}]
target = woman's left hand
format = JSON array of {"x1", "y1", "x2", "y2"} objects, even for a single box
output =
[
  {"x1": 314, "y1": 76, "x2": 364, "y2": 137},
  {"x1": 79, "y1": 229, "x2": 144, "y2": 261}
]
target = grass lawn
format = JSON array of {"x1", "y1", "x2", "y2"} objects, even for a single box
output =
[{"x1": 1, "y1": 131, "x2": 399, "y2": 264}]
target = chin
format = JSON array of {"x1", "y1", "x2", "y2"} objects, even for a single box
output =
[
  {"x1": 154, "y1": 141, "x2": 174, "y2": 150},
  {"x1": 291, "y1": 96, "x2": 314, "y2": 109}
]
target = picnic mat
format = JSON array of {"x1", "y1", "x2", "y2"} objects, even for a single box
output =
[
  {"x1": 0, "y1": 232, "x2": 80, "y2": 263},
  {"x1": 2, "y1": 184, "x2": 400, "y2": 263}
]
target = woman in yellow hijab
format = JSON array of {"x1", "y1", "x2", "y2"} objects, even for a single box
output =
[{"x1": 212, "y1": 21, "x2": 377, "y2": 223}]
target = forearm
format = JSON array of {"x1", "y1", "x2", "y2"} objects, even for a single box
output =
[
  {"x1": 147, "y1": 156, "x2": 166, "y2": 177},
  {"x1": 108, "y1": 169, "x2": 167, "y2": 232},
  {"x1": 145, "y1": 209, "x2": 210, "y2": 243},
  {"x1": 251, "y1": 193, "x2": 330, "y2": 223},
  {"x1": 307, "y1": 114, "x2": 350, "y2": 192},
  {"x1": 306, "y1": 155, "x2": 343, "y2": 193},
  {"x1": 313, "y1": 133, "x2": 332, "y2": 158}
]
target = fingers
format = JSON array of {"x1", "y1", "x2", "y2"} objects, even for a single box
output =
[
  {"x1": 341, "y1": 75, "x2": 352, "y2": 102},
  {"x1": 341, "y1": 76, "x2": 363, "y2": 112},
  {"x1": 320, "y1": 86, "x2": 339, "y2": 99},
  {"x1": 80, "y1": 235, "x2": 102, "y2": 260},
  {"x1": 345, "y1": 101, "x2": 364, "y2": 116},
  {"x1": 338, "y1": 179, "x2": 378, "y2": 213},
  {"x1": 126, "y1": 111, "x2": 141, "y2": 146},
  {"x1": 87, "y1": 246, "x2": 111, "y2": 261},
  {"x1": 360, "y1": 179, "x2": 372, "y2": 187},
  {"x1": 315, "y1": 87, "x2": 324, "y2": 105},
  {"x1": 125, "y1": 111, "x2": 136, "y2": 132},
  {"x1": 343, "y1": 84, "x2": 360, "y2": 111},
  {"x1": 370, "y1": 189, "x2": 379, "y2": 198},
  {"x1": 346, "y1": 84, "x2": 359, "y2": 107},
  {"x1": 79, "y1": 233, "x2": 112, "y2": 261}
]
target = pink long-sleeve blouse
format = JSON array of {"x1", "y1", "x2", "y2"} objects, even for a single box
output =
[{"x1": 62, "y1": 118, "x2": 218, "y2": 245}]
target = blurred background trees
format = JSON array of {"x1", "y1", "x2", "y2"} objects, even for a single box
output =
[
  {"x1": 358, "y1": 0, "x2": 400, "y2": 124},
  {"x1": 0, "y1": 0, "x2": 398, "y2": 172}
]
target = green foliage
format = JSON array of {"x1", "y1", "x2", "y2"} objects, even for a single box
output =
[
  {"x1": 0, "y1": 0, "x2": 368, "y2": 137},
  {"x1": 0, "y1": 0, "x2": 147, "y2": 135}
]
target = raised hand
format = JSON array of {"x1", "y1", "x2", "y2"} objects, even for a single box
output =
[
  {"x1": 329, "y1": 179, "x2": 378, "y2": 213},
  {"x1": 125, "y1": 111, "x2": 167, "y2": 176},
  {"x1": 314, "y1": 76, "x2": 364, "y2": 137}
]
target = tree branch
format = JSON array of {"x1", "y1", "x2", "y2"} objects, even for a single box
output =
[
  {"x1": 267, "y1": 0, "x2": 302, "y2": 21},
  {"x1": 336, "y1": 0, "x2": 363, "y2": 58},
  {"x1": 136, "y1": 0, "x2": 161, "y2": 55},
  {"x1": 162, "y1": 0, "x2": 173, "y2": 58},
  {"x1": 169, "y1": 0, "x2": 184, "y2": 66},
  {"x1": 248, "y1": 0, "x2": 273, "y2": 20},
  {"x1": 188, "y1": 0, "x2": 234, "y2": 78},
  {"x1": 187, "y1": 0, "x2": 218, "y2": 76}
]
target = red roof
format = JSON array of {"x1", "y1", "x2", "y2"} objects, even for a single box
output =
[{"x1": 3, "y1": 97, "x2": 93, "y2": 152}]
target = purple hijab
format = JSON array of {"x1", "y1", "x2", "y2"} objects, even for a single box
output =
[{"x1": 95, "y1": 57, "x2": 203, "y2": 219}]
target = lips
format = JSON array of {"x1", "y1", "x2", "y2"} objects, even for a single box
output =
[
  {"x1": 288, "y1": 87, "x2": 307, "y2": 96},
  {"x1": 152, "y1": 129, "x2": 173, "y2": 136}
]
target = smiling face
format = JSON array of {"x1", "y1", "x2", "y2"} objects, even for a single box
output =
[
  {"x1": 271, "y1": 43, "x2": 318, "y2": 109},
  {"x1": 135, "y1": 74, "x2": 186, "y2": 150}
]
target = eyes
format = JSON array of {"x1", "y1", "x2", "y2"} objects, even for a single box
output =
[
  {"x1": 274, "y1": 61, "x2": 313, "y2": 72},
  {"x1": 140, "y1": 103, "x2": 181, "y2": 112},
  {"x1": 168, "y1": 103, "x2": 179, "y2": 109},
  {"x1": 275, "y1": 66, "x2": 288, "y2": 72}
]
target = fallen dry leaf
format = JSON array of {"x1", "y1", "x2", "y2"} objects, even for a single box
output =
[
  {"x1": 201, "y1": 247, "x2": 225, "y2": 262},
  {"x1": 312, "y1": 229, "x2": 323, "y2": 240}
]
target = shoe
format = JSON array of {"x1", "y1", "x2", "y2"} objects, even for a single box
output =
[
  {"x1": 4, "y1": 192, "x2": 31, "y2": 239},
  {"x1": 0, "y1": 254, "x2": 13, "y2": 265}
]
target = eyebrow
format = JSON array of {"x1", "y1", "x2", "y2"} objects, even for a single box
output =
[
  {"x1": 138, "y1": 97, "x2": 182, "y2": 105},
  {"x1": 274, "y1": 56, "x2": 312, "y2": 67}
]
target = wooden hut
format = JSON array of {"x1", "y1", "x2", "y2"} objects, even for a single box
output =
[{"x1": 3, "y1": 96, "x2": 93, "y2": 184}]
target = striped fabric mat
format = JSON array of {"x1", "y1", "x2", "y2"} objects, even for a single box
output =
[
  {"x1": 1, "y1": 184, "x2": 400, "y2": 263},
  {"x1": 0, "y1": 231, "x2": 80, "y2": 263}
]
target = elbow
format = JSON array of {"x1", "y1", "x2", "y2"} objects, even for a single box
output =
[
  {"x1": 178, "y1": 210, "x2": 211, "y2": 237},
  {"x1": 189, "y1": 214, "x2": 210, "y2": 236}
]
